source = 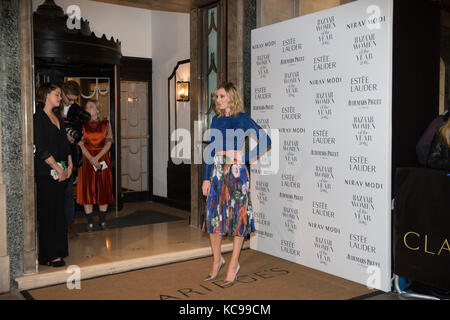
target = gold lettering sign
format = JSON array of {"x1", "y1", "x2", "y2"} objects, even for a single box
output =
[
  {"x1": 403, "y1": 231, "x2": 419, "y2": 250},
  {"x1": 403, "y1": 231, "x2": 449, "y2": 256}
]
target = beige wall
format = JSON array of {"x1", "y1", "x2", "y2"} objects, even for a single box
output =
[
  {"x1": 300, "y1": 0, "x2": 340, "y2": 16},
  {"x1": 257, "y1": 0, "x2": 354, "y2": 27}
]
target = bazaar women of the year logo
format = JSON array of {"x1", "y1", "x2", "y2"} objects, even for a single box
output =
[
  {"x1": 256, "y1": 54, "x2": 271, "y2": 79},
  {"x1": 315, "y1": 91, "x2": 335, "y2": 120},
  {"x1": 316, "y1": 15, "x2": 336, "y2": 46}
]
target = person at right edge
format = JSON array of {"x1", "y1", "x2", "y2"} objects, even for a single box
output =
[
  {"x1": 202, "y1": 82, "x2": 272, "y2": 287},
  {"x1": 427, "y1": 114, "x2": 450, "y2": 170}
]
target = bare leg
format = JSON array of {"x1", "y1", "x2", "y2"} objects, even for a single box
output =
[
  {"x1": 209, "y1": 233, "x2": 223, "y2": 276},
  {"x1": 224, "y1": 235, "x2": 244, "y2": 281},
  {"x1": 84, "y1": 204, "x2": 93, "y2": 214},
  {"x1": 99, "y1": 204, "x2": 108, "y2": 212}
]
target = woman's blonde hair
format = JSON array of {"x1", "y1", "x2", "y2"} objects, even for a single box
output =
[
  {"x1": 84, "y1": 99, "x2": 102, "y2": 120},
  {"x1": 214, "y1": 82, "x2": 244, "y2": 117},
  {"x1": 438, "y1": 119, "x2": 450, "y2": 148}
]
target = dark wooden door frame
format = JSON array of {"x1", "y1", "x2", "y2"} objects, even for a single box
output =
[{"x1": 166, "y1": 59, "x2": 191, "y2": 211}]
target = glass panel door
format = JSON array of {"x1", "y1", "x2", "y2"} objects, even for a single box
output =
[{"x1": 120, "y1": 81, "x2": 149, "y2": 195}]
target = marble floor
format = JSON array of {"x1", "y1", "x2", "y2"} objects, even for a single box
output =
[
  {"x1": 15, "y1": 201, "x2": 248, "y2": 291},
  {"x1": 6, "y1": 202, "x2": 440, "y2": 300}
]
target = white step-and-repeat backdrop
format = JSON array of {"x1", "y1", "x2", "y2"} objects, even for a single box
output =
[{"x1": 250, "y1": 0, "x2": 392, "y2": 291}]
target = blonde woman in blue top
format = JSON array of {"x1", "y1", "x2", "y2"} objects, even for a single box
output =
[{"x1": 202, "y1": 82, "x2": 271, "y2": 287}]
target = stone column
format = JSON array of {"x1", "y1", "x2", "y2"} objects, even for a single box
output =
[
  {"x1": 0, "y1": 97, "x2": 10, "y2": 293},
  {"x1": 190, "y1": 7, "x2": 201, "y2": 228},
  {"x1": 227, "y1": 0, "x2": 256, "y2": 113},
  {"x1": 20, "y1": 0, "x2": 37, "y2": 275},
  {"x1": 0, "y1": 0, "x2": 24, "y2": 292}
]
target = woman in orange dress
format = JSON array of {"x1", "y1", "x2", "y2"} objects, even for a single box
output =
[{"x1": 76, "y1": 99, "x2": 113, "y2": 232}]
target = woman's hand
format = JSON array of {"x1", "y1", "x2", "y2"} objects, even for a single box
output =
[
  {"x1": 91, "y1": 159, "x2": 101, "y2": 171},
  {"x1": 56, "y1": 166, "x2": 67, "y2": 182},
  {"x1": 202, "y1": 180, "x2": 211, "y2": 197},
  {"x1": 226, "y1": 150, "x2": 244, "y2": 164},
  {"x1": 67, "y1": 164, "x2": 73, "y2": 178}
]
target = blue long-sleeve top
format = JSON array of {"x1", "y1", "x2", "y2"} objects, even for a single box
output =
[{"x1": 203, "y1": 112, "x2": 272, "y2": 181}]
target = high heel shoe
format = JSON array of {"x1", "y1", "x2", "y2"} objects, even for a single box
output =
[
  {"x1": 222, "y1": 263, "x2": 240, "y2": 288},
  {"x1": 204, "y1": 256, "x2": 225, "y2": 281}
]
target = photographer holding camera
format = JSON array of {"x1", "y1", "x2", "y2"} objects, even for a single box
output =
[{"x1": 61, "y1": 81, "x2": 91, "y2": 238}]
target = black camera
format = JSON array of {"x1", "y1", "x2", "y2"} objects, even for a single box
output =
[{"x1": 65, "y1": 103, "x2": 91, "y2": 143}]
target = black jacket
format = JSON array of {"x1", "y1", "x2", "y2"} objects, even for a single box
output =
[{"x1": 33, "y1": 106, "x2": 71, "y2": 178}]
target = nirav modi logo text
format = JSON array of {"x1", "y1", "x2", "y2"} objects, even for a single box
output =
[
  {"x1": 252, "y1": 40, "x2": 276, "y2": 50},
  {"x1": 403, "y1": 232, "x2": 450, "y2": 256},
  {"x1": 346, "y1": 5, "x2": 385, "y2": 30},
  {"x1": 170, "y1": 123, "x2": 280, "y2": 174}
]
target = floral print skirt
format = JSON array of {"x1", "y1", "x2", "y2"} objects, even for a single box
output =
[{"x1": 203, "y1": 155, "x2": 255, "y2": 237}]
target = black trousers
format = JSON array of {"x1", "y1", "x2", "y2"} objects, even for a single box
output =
[
  {"x1": 64, "y1": 175, "x2": 75, "y2": 225},
  {"x1": 36, "y1": 177, "x2": 69, "y2": 264}
]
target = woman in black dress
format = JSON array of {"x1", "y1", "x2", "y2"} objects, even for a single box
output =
[{"x1": 34, "y1": 83, "x2": 72, "y2": 267}]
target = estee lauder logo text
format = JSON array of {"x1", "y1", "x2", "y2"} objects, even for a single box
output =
[
  {"x1": 313, "y1": 129, "x2": 336, "y2": 145},
  {"x1": 403, "y1": 232, "x2": 450, "y2": 256},
  {"x1": 312, "y1": 201, "x2": 335, "y2": 219},
  {"x1": 281, "y1": 239, "x2": 301, "y2": 257},
  {"x1": 350, "y1": 76, "x2": 378, "y2": 92},
  {"x1": 281, "y1": 106, "x2": 301, "y2": 120},
  {"x1": 281, "y1": 38, "x2": 302, "y2": 53},
  {"x1": 349, "y1": 155, "x2": 376, "y2": 173},
  {"x1": 313, "y1": 55, "x2": 336, "y2": 71},
  {"x1": 254, "y1": 211, "x2": 270, "y2": 227},
  {"x1": 281, "y1": 173, "x2": 301, "y2": 189},
  {"x1": 254, "y1": 87, "x2": 272, "y2": 100}
]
